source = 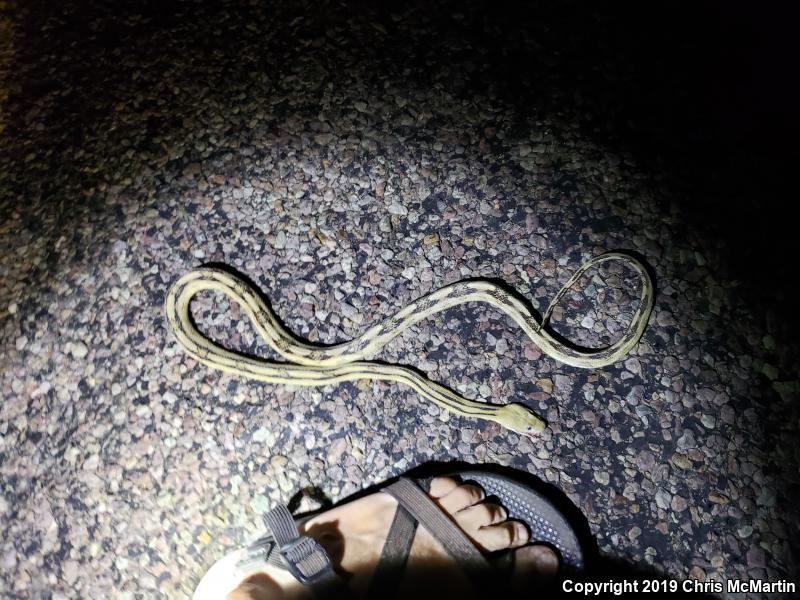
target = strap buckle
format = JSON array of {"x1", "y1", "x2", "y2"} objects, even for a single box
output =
[
  {"x1": 236, "y1": 536, "x2": 277, "y2": 572},
  {"x1": 279, "y1": 535, "x2": 334, "y2": 586}
]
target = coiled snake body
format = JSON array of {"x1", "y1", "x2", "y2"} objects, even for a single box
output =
[{"x1": 165, "y1": 252, "x2": 653, "y2": 434}]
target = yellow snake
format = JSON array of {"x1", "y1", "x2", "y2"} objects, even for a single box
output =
[{"x1": 165, "y1": 251, "x2": 653, "y2": 435}]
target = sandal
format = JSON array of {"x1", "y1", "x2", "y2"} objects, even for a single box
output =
[{"x1": 193, "y1": 468, "x2": 589, "y2": 599}]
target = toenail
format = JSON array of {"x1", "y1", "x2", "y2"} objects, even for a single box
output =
[{"x1": 515, "y1": 522, "x2": 529, "y2": 542}]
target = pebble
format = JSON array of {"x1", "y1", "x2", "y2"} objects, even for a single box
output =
[
  {"x1": 250, "y1": 494, "x2": 270, "y2": 515},
  {"x1": 636, "y1": 451, "x2": 656, "y2": 472},
  {"x1": 626, "y1": 385, "x2": 644, "y2": 406},
  {"x1": 252, "y1": 428, "x2": 271, "y2": 443},
  {"x1": 670, "y1": 495, "x2": 689, "y2": 512},
  {"x1": 676, "y1": 430, "x2": 696, "y2": 451},
  {"x1": 271, "y1": 455, "x2": 289, "y2": 469},
  {"x1": 71, "y1": 342, "x2": 89, "y2": 359},
  {"x1": 761, "y1": 363, "x2": 779, "y2": 380},
  {"x1": 625, "y1": 357, "x2": 642, "y2": 377},
  {"x1": 524, "y1": 344, "x2": 542, "y2": 361},
  {"x1": 388, "y1": 203, "x2": 408, "y2": 216},
  {"x1": 554, "y1": 374, "x2": 572, "y2": 395},
  {"x1": 671, "y1": 453, "x2": 692, "y2": 469},
  {"x1": 737, "y1": 525, "x2": 753, "y2": 538}
]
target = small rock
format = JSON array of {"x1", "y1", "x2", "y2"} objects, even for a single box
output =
[
  {"x1": 388, "y1": 203, "x2": 408, "y2": 216},
  {"x1": 554, "y1": 374, "x2": 572, "y2": 395},
  {"x1": 327, "y1": 438, "x2": 347, "y2": 463},
  {"x1": 655, "y1": 489, "x2": 671, "y2": 510},
  {"x1": 594, "y1": 471, "x2": 610, "y2": 485},
  {"x1": 676, "y1": 430, "x2": 696, "y2": 451},
  {"x1": 524, "y1": 344, "x2": 542, "y2": 361},
  {"x1": 183, "y1": 162, "x2": 201, "y2": 177},
  {"x1": 671, "y1": 453, "x2": 692, "y2": 469},
  {"x1": 636, "y1": 450, "x2": 656, "y2": 472},
  {"x1": 82, "y1": 453, "x2": 100, "y2": 471},
  {"x1": 737, "y1": 525, "x2": 753, "y2": 538},
  {"x1": 62, "y1": 560, "x2": 79, "y2": 585},
  {"x1": 625, "y1": 357, "x2": 642, "y2": 377},
  {"x1": 271, "y1": 455, "x2": 289, "y2": 469},
  {"x1": 71, "y1": 342, "x2": 89, "y2": 358},
  {"x1": 663, "y1": 355, "x2": 680, "y2": 374},
  {"x1": 626, "y1": 385, "x2": 644, "y2": 406},
  {"x1": 670, "y1": 495, "x2": 688, "y2": 512},
  {"x1": 250, "y1": 493, "x2": 270, "y2": 515},
  {"x1": 761, "y1": 363, "x2": 779, "y2": 380},
  {"x1": 253, "y1": 428, "x2": 271, "y2": 443}
]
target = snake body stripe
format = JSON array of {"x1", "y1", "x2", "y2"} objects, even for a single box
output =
[{"x1": 165, "y1": 251, "x2": 654, "y2": 434}]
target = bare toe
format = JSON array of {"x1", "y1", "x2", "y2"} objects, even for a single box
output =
[
  {"x1": 435, "y1": 484, "x2": 485, "y2": 513},
  {"x1": 454, "y1": 502, "x2": 507, "y2": 532},
  {"x1": 428, "y1": 477, "x2": 460, "y2": 498},
  {"x1": 473, "y1": 520, "x2": 530, "y2": 552}
]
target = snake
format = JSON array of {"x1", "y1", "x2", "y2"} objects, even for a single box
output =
[{"x1": 165, "y1": 251, "x2": 653, "y2": 435}]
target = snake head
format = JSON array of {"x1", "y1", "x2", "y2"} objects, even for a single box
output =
[{"x1": 496, "y1": 404, "x2": 547, "y2": 436}]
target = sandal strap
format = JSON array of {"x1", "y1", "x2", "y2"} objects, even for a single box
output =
[
  {"x1": 262, "y1": 505, "x2": 354, "y2": 598},
  {"x1": 365, "y1": 505, "x2": 417, "y2": 598},
  {"x1": 382, "y1": 478, "x2": 493, "y2": 579}
]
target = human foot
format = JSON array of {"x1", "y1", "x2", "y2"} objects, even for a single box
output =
[{"x1": 215, "y1": 477, "x2": 560, "y2": 599}]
